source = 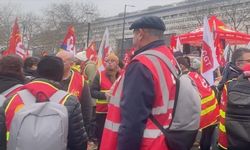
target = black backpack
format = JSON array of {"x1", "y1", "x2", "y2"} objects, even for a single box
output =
[{"x1": 225, "y1": 75, "x2": 250, "y2": 150}]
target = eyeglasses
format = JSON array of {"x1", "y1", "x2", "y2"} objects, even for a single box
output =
[
  {"x1": 237, "y1": 59, "x2": 250, "y2": 63},
  {"x1": 105, "y1": 59, "x2": 116, "y2": 63},
  {"x1": 63, "y1": 59, "x2": 73, "y2": 65}
]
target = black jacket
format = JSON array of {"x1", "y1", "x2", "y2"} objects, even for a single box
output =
[
  {"x1": 23, "y1": 68, "x2": 38, "y2": 81},
  {"x1": 0, "y1": 74, "x2": 24, "y2": 94},
  {"x1": 218, "y1": 62, "x2": 242, "y2": 91},
  {"x1": 0, "y1": 78, "x2": 88, "y2": 150},
  {"x1": 60, "y1": 73, "x2": 93, "y2": 137}
]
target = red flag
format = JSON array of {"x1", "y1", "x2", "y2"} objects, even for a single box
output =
[
  {"x1": 211, "y1": 16, "x2": 226, "y2": 66},
  {"x1": 60, "y1": 26, "x2": 76, "y2": 54},
  {"x1": 86, "y1": 41, "x2": 97, "y2": 62},
  {"x1": 3, "y1": 18, "x2": 27, "y2": 59},
  {"x1": 214, "y1": 36, "x2": 226, "y2": 66},
  {"x1": 170, "y1": 35, "x2": 176, "y2": 54},
  {"x1": 201, "y1": 16, "x2": 219, "y2": 85}
]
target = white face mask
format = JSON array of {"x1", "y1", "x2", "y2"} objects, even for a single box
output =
[{"x1": 31, "y1": 65, "x2": 37, "y2": 70}]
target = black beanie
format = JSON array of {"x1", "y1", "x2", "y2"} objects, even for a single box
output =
[{"x1": 37, "y1": 56, "x2": 64, "y2": 82}]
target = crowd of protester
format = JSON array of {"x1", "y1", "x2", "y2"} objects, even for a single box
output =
[{"x1": 0, "y1": 16, "x2": 250, "y2": 150}]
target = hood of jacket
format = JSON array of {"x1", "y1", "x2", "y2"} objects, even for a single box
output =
[{"x1": 0, "y1": 74, "x2": 24, "y2": 94}]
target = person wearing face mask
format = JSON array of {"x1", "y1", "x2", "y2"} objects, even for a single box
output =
[
  {"x1": 217, "y1": 48, "x2": 250, "y2": 150},
  {"x1": 176, "y1": 56, "x2": 219, "y2": 150},
  {"x1": 90, "y1": 53, "x2": 120, "y2": 149},
  {"x1": 56, "y1": 50, "x2": 93, "y2": 140},
  {"x1": 100, "y1": 16, "x2": 181, "y2": 150}
]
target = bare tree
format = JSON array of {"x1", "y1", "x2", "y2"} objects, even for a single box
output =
[
  {"x1": 40, "y1": 2, "x2": 99, "y2": 52},
  {"x1": 192, "y1": 6, "x2": 215, "y2": 27},
  {"x1": 222, "y1": 0, "x2": 250, "y2": 31},
  {"x1": 19, "y1": 13, "x2": 44, "y2": 50},
  {"x1": 43, "y1": 2, "x2": 98, "y2": 28},
  {"x1": 0, "y1": 3, "x2": 20, "y2": 48}
]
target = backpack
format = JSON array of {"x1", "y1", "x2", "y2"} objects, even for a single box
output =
[
  {"x1": 0, "y1": 84, "x2": 23, "y2": 107},
  {"x1": 225, "y1": 75, "x2": 250, "y2": 150},
  {"x1": 141, "y1": 50, "x2": 201, "y2": 150},
  {"x1": 7, "y1": 89, "x2": 69, "y2": 150}
]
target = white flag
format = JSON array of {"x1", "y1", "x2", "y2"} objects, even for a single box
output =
[{"x1": 201, "y1": 16, "x2": 219, "y2": 85}]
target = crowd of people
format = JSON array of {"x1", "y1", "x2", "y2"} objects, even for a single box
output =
[{"x1": 0, "y1": 16, "x2": 250, "y2": 150}]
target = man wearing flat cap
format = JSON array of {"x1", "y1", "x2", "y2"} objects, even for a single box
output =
[{"x1": 100, "y1": 16, "x2": 180, "y2": 150}]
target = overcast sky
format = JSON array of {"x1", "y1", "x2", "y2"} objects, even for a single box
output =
[{"x1": 0, "y1": 0, "x2": 184, "y2": 17}]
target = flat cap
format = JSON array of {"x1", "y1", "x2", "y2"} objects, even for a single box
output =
[{"x1": 129, "y1": 16, "x2": 166, "y2": 31}]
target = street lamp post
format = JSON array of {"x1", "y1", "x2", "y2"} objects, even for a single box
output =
[
  {"x1": 86, "y1": 12, "x2": 93, "y2": 47},
  {"x1": 121, "y1": 4, "x2": 135, "y2": 57},
  {"x1": 246, "y1": 25, "x2": 250, "y2": 34}
]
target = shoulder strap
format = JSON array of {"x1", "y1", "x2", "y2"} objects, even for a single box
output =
[
  {"x1": 140, "y1": 50, "x2": 181, "y2": 78},
  {"x1": 49, "y1": 90, "x2": 68, "y2": 104},
  {"x1": 1, "y1": 84, "x2": 22, "y2": 97},
  {"x1": 140, "y1": 50, "x2": 181, "y2": 130},
  {"x1": 0, "y1": 95, "x2": 6, "y2": 107},
  {"x1": 18, "y1": 90, "x2": 68, "y2": 105},
  {"x1": 17, "y1": 89, "x2": 36, "y2": 105}
]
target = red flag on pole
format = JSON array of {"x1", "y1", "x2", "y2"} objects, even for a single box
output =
[
  {"x1": 60, "y1": 26, "x2": 76, "y2": 54},
  {"x1": 3, "y1": 18, "x2": 27, "y2": 59},
  {"x1": 86, "y1": 41, "x2": 97, "y2": 62},
  {"x1": 201, "y1": 16, "x2": 219, "y2": 85},
  {"x1": 170, "y1": 35, "x2": 176, "y2": 54}
]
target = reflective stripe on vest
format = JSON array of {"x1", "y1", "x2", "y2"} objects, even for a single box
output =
[
  {"x1": 219, "y1": 122, "x2": 226, "y2": 133},
  {"x1": 28, "y1": 81, "x2": 59, "y2": 91},
  {"x1": 220, "y1": 109, "x2": 226, "y2": 118},
  {"x1": 107, "y1": 53, "x2": 174, "y2": 134},
  {"x1": 96, "y1": 90, "x2": 109, "y2": 104},
  {"x1": 201, "y1": 91, "x2": 217, "y2": 116},
  {"x1": 111, "y1": 55, "x2": 174, "y2": 115},
  {"x1": 219, "y1": 109, "x2": 226, "y2": 133},
  {"x1": 5, "y1": 94, "x2": 18, "y2": 141},
  {"x1": 201, "y1": 90, "x2": 215, "y2": 105},
  {"x1": 104, "y1": 119, "x2": 168, "y2": 139},
  {"x1": 188, "y1": 71, "x2": 219, "y2": 129},
  {"x1": 218, "y1": 83, "x2": 228, "y2": 149},
  {"x1": 96, "y1": 71, "x2": 112, "y2": 113},
  {"x1": 100, "y1": 48, "x2": 177, "y2": 150},
  {"x1": 147, "y1": 55, "x2": 171, "y2": 115}
]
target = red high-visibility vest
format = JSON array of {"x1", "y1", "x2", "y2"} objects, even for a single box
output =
[
  {"x1": 188, "y1": 71, "x2": 219, "y2": 129},
  {"x1": 96, "y1": 70, "x2": 113, "y2": 114},
  {"x1": 4, "y1": 80, "x2": 71, "y2": 142},
  {"x1": 100, "y1": 46, "x2": 176, "y2": 150},
  {"x1": 218, "y1": 82, "x2": 230, "y2": 150}
]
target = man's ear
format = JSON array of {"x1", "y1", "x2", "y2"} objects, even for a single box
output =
[
  {"x1": 137, "y1": 29, "x2": 144, "y2": 41},
  {"x1": 179, "y1": 64, "x2": 185, "y2": 71}
]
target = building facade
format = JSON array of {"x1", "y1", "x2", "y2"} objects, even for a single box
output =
[{"x1": 80, "y1": 0, "x2": 250, "y2": 57}]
